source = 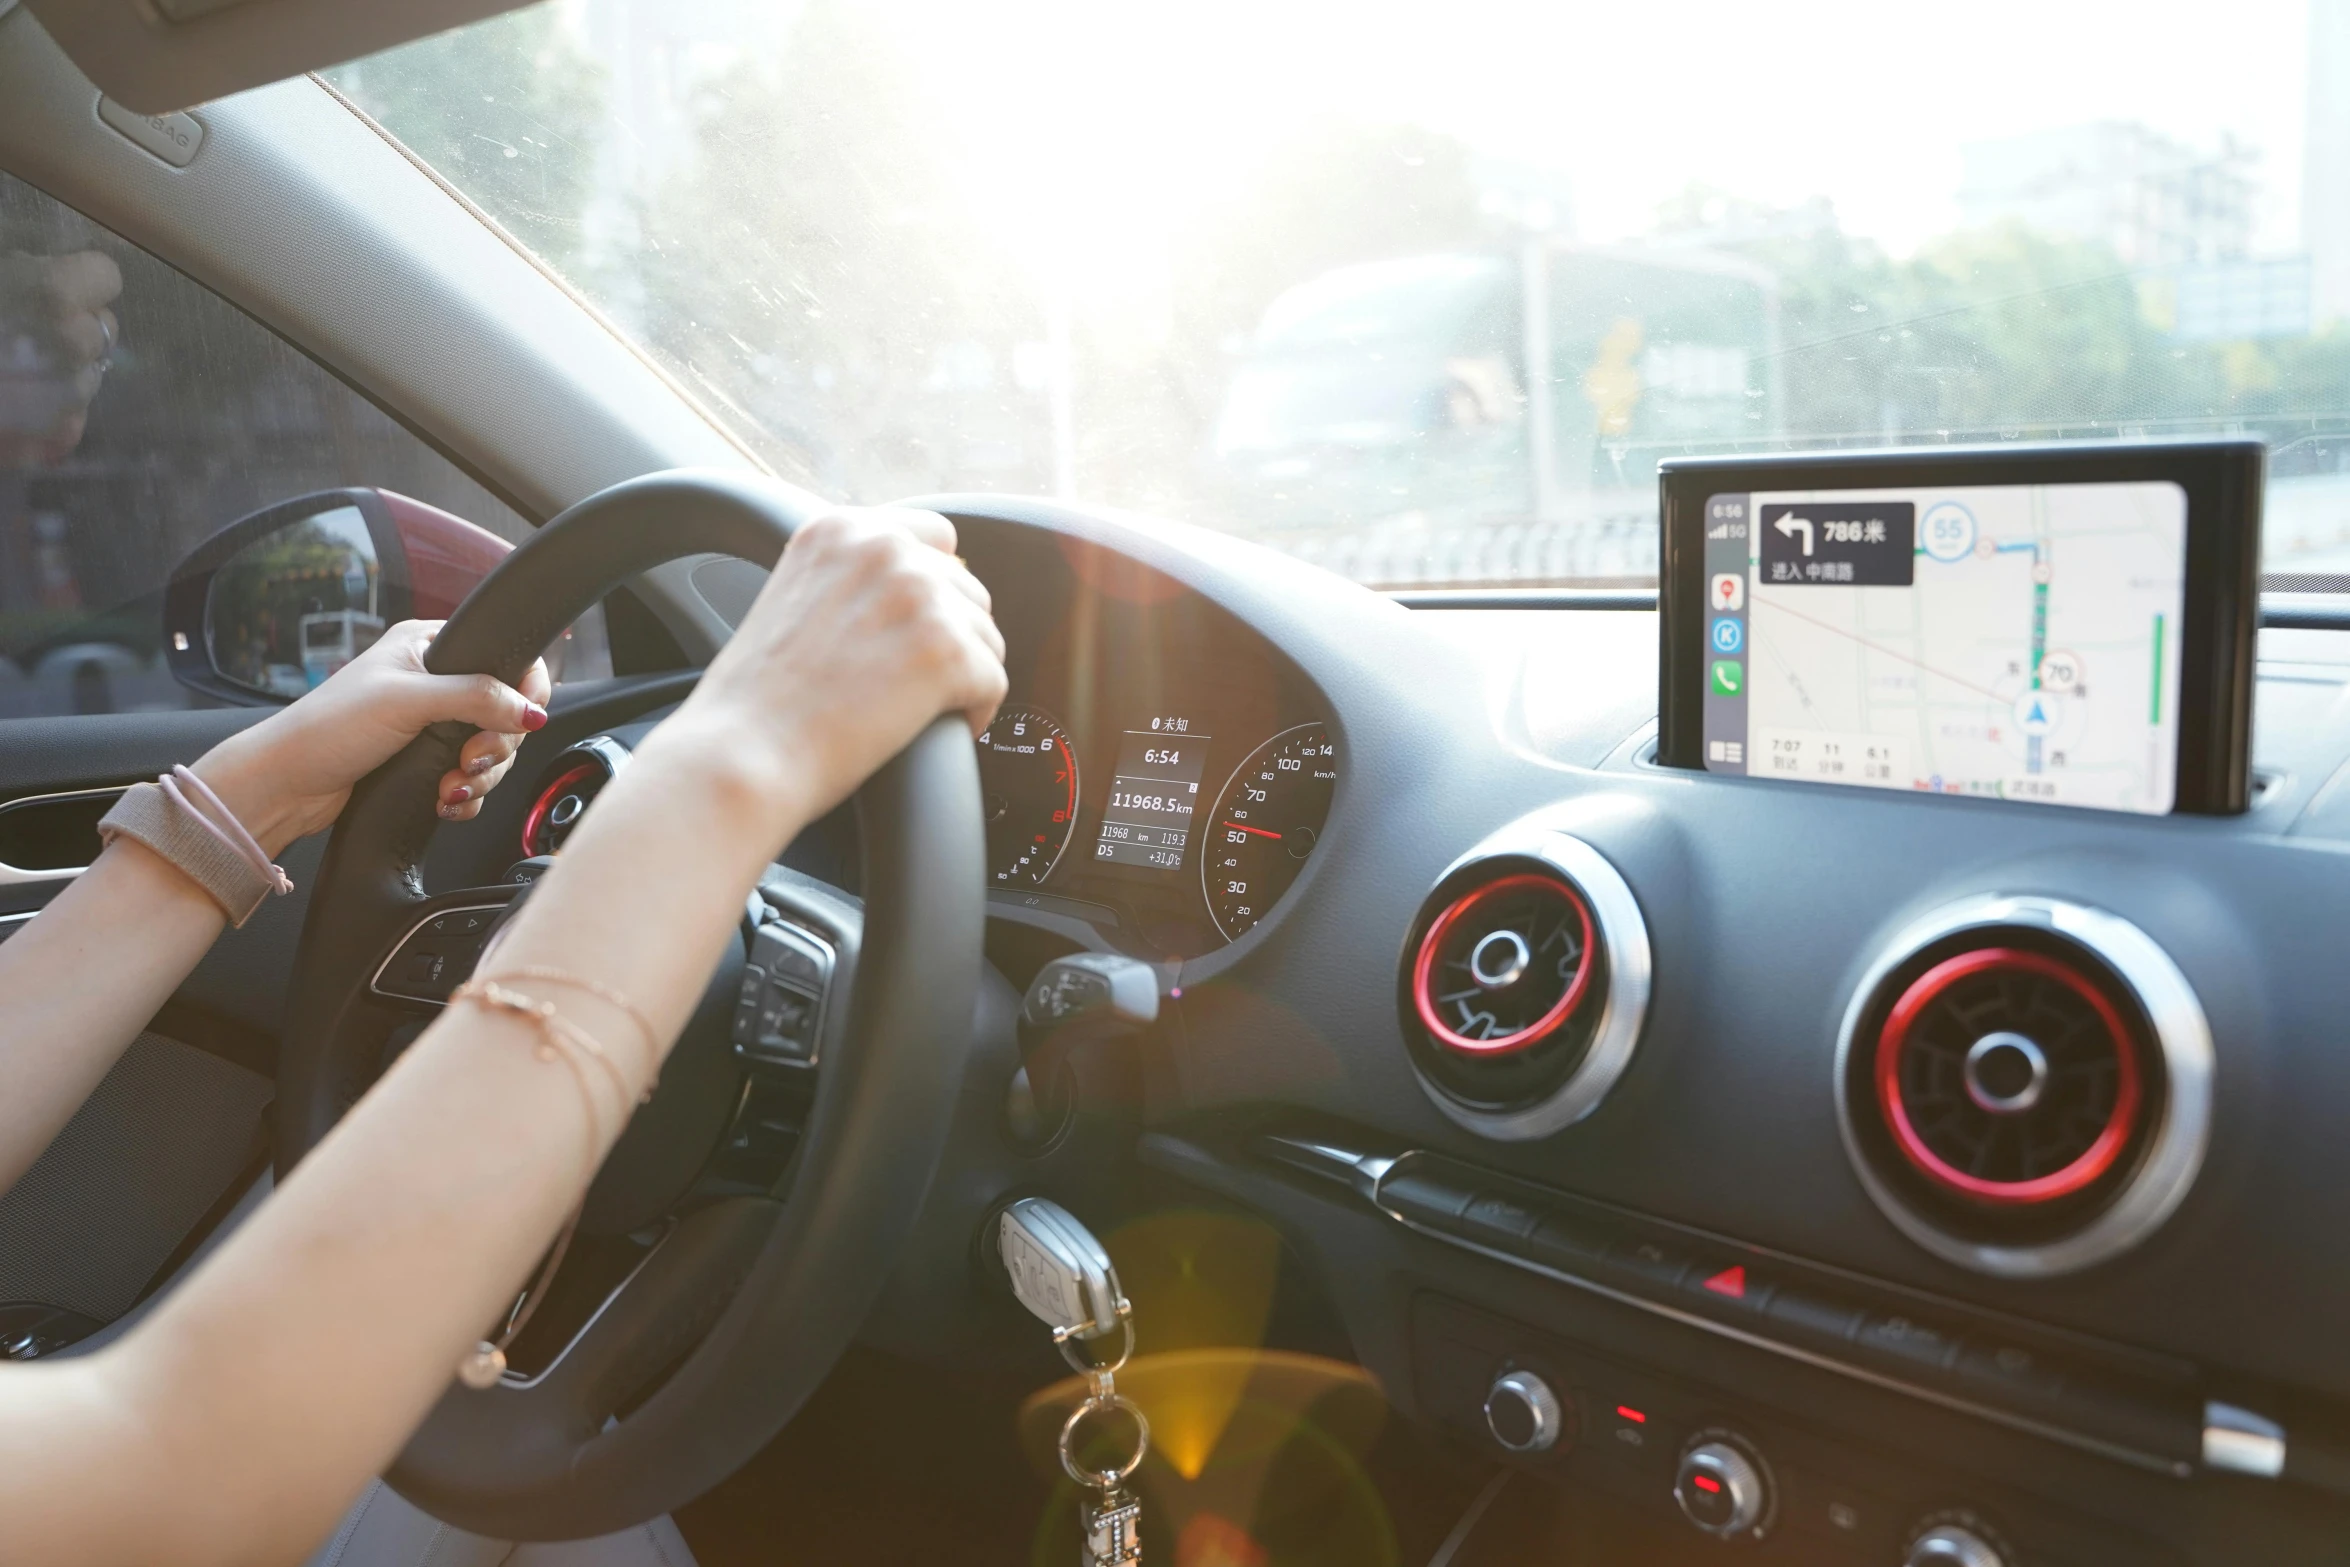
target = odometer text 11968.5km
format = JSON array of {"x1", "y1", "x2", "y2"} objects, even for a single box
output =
[
  {"x1": 976, "y1": 704, "x2": 1080, "y2": 888},
  {"x1": 1203, "y1": 722, "x2": 1338, "y2": 941}
]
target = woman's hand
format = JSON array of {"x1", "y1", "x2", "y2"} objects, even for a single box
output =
[
  {"x1": 644, "y1": 505, "x2": 1007, "y2": 842},
  {"x1": 191, "y1": 621, "x2": 551, "y2": 856}
]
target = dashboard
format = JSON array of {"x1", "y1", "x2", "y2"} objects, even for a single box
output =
[{"x1": 456, "y1": 480, "x2": 2350, "y2": 1567}]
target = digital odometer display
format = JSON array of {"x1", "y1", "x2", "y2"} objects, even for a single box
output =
[
  {"x1": 1204, "y1": 722, "x2": 1337, "y2": 941},
  {"x1": 1093, "y1": 719, "x2": 1209, "y2": 871},
  {"x1": 976, "y1": 704, "x2": 1079, "y2": 887}
]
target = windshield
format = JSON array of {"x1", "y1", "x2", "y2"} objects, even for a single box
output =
[{"x1": 330, "y1": 1, "x2": 2350, "y2": 588}]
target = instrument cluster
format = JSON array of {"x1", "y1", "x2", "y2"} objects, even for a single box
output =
[{"x1": 962, "y1": 522, "x2": 1340, "y2": 959}]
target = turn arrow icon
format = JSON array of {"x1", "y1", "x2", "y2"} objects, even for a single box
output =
[{"x1": 1775, "y1": 513, "x2": 1815, "y2": 556}]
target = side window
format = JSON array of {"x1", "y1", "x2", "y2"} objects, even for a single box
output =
[{"x1": 0, "y1": 171, "x2": 609, "y2": 718}]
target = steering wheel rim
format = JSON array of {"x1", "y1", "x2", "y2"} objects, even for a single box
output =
[{"x1": 277, "y1": 468, "x2": 986, "y2": 1539}]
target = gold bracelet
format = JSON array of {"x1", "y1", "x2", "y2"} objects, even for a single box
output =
[
  {"x1": 449, "y1": 967, "x2": 662, "y2": 1126},
  {"x1": 445, "y1": 967, "x2": 664, "y2": 1390}
]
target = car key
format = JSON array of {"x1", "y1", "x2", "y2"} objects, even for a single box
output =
[{"x1": 999, "y1": 1198, "x2": 1149, "y2": 1565}]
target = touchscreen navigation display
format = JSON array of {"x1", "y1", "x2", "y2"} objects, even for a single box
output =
[
  {"x1": 1658, "y1": 444, "x2": 2262, "y2": 816},
  {"x1": 1704, "y1": 481, "x2": 2185, "y2": 812}
]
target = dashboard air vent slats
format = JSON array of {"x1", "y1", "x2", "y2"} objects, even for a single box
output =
[
  {"x1": 1396, "y1": 817, "x2": 1653, "y2": 1142},
  {"x1": 1875, "y1": 946, "x2": 2141, "y2": 1206}
]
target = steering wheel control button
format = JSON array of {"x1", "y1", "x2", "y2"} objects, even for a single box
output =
[
  {"x1": 1674, "y1": 1435, "x2": 1774, "y2": 1541},
  {"x1": 733, "y1": 922, "x2": 834, "y2": 1069},
  {"x1": 371, "y1": 901, "x2": 508, "y2": 1004},
  {"x1": 1483, "y1": 1370, "x2": 1564, "y2": 1454}
]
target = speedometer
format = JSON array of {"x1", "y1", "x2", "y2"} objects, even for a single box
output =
[
  {"x1": 1202, "y1": 721, "x2": 1338, "y2": 941},
  {"x1": 977, "y1": 704, "x2": 1080, "y2": 887}
]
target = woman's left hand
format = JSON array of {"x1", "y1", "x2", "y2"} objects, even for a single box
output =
[{"x1": 189, "y1": 621, "x2": 551, "y2": 856}]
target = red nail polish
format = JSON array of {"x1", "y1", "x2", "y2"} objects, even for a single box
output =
[
  {"x1": 521, "y1": 704, "x2": 549, "y2": 732},
  {"x1": 445, "y1": 784, "x2": 471, "y2": 805}
]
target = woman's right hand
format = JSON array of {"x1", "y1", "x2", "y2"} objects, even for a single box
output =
[{"x1": 647, "y1": 504, "x2": 1007, "y2": 841}]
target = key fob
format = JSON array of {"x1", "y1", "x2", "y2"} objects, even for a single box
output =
[{"x1": 999, "y1": 1197, "x2": 1125, "y2": 1340}]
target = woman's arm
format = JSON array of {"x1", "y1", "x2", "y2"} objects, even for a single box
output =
[
  {"x1": 0, "y1": 622, "x2": 549, "y2": 1195},
  {"x1": 0, "y1": 507, "x2": 1005, "y2": 1567}
]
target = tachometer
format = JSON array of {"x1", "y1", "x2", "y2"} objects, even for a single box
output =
[
  {"x1": 1203, "y1": 721, "x2": 1338, "y2": 941},
  {"x1": 977, "y1": 704, "x2": 1080, "y2": 887}
]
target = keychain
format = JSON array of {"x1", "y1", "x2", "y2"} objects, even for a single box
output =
[{"x1": 1000, "y1": 1197, "x2": 1151, "y2": 1566}]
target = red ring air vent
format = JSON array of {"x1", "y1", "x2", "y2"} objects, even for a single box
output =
[
  {"x1": 1874, "y1": 946, "x2": 2141, "y2": 1206},
  {"x1": 1412, "y1": 873, "x2": 1596, "y2": 1056},
  {"x1": 520, "y1": 760, "x2": 605, "y2": 859}
]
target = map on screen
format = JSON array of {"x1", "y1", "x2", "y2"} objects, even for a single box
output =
[{"x1": 1698, "y1": 481, "x2": 2187, "y2": 814}]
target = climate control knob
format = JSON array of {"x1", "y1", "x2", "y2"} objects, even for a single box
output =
[
  {"x1": 1482, "y1": 1369, "x2": 1563, "y2": 1453},
  {"x1": 1904, "y1": 1523, "x2": 2011, "y2": 1567},
  {"x1": 1673, "y1": 1435, "x2": 1772, "y2": 1540}
]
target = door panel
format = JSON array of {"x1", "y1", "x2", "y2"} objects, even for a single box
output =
[{"x1": 0, "y1": 169, "x2": 550, "y2": 1356}]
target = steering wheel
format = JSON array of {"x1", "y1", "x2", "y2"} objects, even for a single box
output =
[{"x1": 276, "y1": 469, "x2": 986, "y2": 1540}]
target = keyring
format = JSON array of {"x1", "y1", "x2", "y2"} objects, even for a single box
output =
[
  {"x1": 1059, "y1": 1391, "x2": 1151, "y2": 1490},
  {"x1": 1056, "y1": 1312, "x2": 1134, "y2": 1379}
]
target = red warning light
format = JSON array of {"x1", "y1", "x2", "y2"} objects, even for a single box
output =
[
  {"x1": 1615, "y1": 1405, "x2": 1647, "y2": 1424},
  {"x1": 1702, "y1": 1264, "x2": 1747, "y2": 1300},
  {"x1": 1693, "y1": 1474, "x2": 1723, "y2": 1494}
]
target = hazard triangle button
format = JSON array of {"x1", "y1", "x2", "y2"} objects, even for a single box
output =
[{"x1": 1701, "y1": 1264, "x2": 1746, "y2": 1300}]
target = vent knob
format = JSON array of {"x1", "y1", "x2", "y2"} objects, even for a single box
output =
[
  {"x1": 1674, "y1": 1435, "x2": 1771, "y2": 1540},
  {"x1": 1483, "y1": 1369, "x2": 1563, "y2": 1454},
  {"x1": 1904, "y1": 1524, "x2": 2010, "y2": 1567}
]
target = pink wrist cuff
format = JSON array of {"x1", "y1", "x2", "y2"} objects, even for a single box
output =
[{"x1": 98, "y1": 765, "x2": 294, "y2": 927}]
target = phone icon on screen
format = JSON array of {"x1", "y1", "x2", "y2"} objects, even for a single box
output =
[{"x1": 1710, "y1": 660, "x2": 1744, "y2": 697}]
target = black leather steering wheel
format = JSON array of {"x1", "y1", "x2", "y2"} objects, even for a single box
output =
[{"x1": 277, "y1": 468, "x2": 985, "y2": 1539}]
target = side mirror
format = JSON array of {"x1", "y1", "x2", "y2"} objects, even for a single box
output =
[{"x1": 163, "y1": 488, "x2": 512, "y2": 705}]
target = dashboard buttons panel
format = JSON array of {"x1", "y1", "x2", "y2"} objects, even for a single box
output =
[{"x1": 1263, "y1": 1134, "x2": 2218, "y2": 1475}]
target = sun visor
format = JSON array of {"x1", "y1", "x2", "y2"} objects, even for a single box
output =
[{"x1": 21, "y1": 0, "x2": 539, "y2": 113}]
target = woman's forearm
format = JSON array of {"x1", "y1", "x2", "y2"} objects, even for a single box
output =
[
  {"x1": 0, "y1": 729, "x2": 811, "y2": 1567},
  {"x1": 0, "y1": 839, "x2": 228, "y2": 1192}
]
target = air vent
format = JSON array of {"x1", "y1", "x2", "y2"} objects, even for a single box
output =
[
  {"x1": 1836, "y1": 896, "x2": 2212, "y2": 1277},
  {"x1": 1876, "y1": 947, "x2": 2140, "y2": 1206},
  {"x1": 1412, "y1": 874, "x2": 1595, "y2": 1055},
  {"x1": 519, "y1": 738, "x2": 627, "y2": 858},
  {"x1": 1399, "y1": 819, "x2": 1651, "y2": 1142}
]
